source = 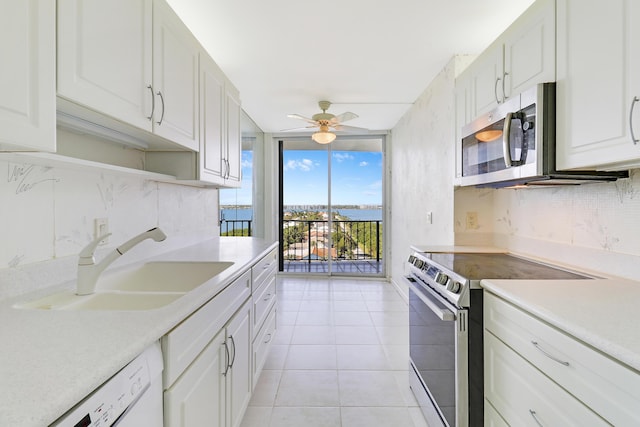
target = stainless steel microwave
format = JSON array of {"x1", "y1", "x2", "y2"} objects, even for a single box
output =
[{"x1": 459, "y1": 83, "x2": 627, "y2": 187}]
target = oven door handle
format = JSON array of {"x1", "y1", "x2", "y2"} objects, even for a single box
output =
[{"x1": 407, "y1": 279, "x2": 456, "y2": 322}]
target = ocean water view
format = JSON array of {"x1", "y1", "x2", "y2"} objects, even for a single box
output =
[{"x1": 220, "y1": 207, "x2": 383, "y2": 233}]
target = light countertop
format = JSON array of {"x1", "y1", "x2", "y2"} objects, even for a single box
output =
[
  {"x1": 481, "y1": 278, "x2": 640, "y2": 373},
  {"x1": 0, "y1": 237, "x2": 278, "y2": 427}
]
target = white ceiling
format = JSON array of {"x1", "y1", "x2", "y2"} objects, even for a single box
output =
[{"x1": 166, "y1": 0, "x2": 535, "y2": 134}]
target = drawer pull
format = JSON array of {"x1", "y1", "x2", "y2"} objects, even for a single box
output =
[
  {"x1": 263, "y1": 293, "x2": 271, "y2": 301},
  {"x1": 531, "y1": 341, "x2": 570, "y2": 366},
  {"x1": 529, "y1": 409, "x2": 544, "y2": 426},
  {"x1": 262, "y1": 261, "x2": 273, "y2": 270},
  {"x1": 264, "y1": 333, "x2": 272, "y2": 344}
]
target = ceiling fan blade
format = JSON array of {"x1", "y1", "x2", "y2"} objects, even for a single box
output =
[
  {"x1": 331, "y1": 112, "x2": 358, "y2": 124},
  {"x1": 279, "y1": 125, "x2": 317, "y2": 132},
  {"x1": 331, "y1": 124, "x2": 369, "y2": 134},
  {"x1": 287, "y1": 113, "x2": 318, "y2": 125}
]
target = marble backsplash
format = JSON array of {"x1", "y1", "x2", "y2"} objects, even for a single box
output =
[
  {"x1": 0, "y1": 158, "x2": 219, "y2": 300},
  {"x1": 454, "y1": 169, "x2": 640, "y2": 280}
]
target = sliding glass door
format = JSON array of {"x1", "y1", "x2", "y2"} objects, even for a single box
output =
[{"x1": 279, "y1": 137, "x2": 384, "y2": 276}]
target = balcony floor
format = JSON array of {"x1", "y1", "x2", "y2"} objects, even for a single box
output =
[{"x1": 283, "y1": 260, "x2": 383, "y2": 275}]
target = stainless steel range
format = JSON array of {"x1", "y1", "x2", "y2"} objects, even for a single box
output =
[{"x1": 405, "y1": 248, "x2": 592, "y2": 427}]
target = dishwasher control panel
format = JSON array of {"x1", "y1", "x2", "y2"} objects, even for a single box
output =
[{"x1": 52, "y1": 344, "x2": 160, "y2": 427}]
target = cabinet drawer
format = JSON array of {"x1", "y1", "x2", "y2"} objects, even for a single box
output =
[
  {"x1": 252, "y1": 304, "x2": 276, "y2": 386},
  {"x1": 252, "y1": 249, "x2": 277, "y2": 292},
  {"x1": 485, "y1": 292, "x2": 640, "y2": 426},
  {"x1": 485, "y1": 332, "x2": 608, "y2": 426},
  {"x1": 253, "y1": 274, "x2": 276, "y2": 335},
  {"x1": 163, "y1": 269, "x2": 251, "y2": 387}
]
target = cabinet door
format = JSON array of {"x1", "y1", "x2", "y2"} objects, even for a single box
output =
[
  {"x1": 225, "y1": 85, "x2": 242, "y2": 186},
  {"x1": 152, "y1": 0, "x2": 199, "y2": 151},
  {"x1": 471, "y1": 44, "x2": 504, "y2": 117},
  {"x1": 485, "y1": 332, "x2": 609, "y2": 426},
  {"x1": 164, "y1": 330, "x2": 226, "y2": 427},
  {"x1": 503, "y1": 0, "x2": 555, "y2": 99},
  {"x1": 454, "y1": 72, "x2": 472, "y2": 183},
  {"x1": 556, "y1": 0, "x2": 640, "y2": 170},
  {"x1": 199, "y1": 52, "x2": 226, "y2": 184},
  {"x1": 0, "y1": 0, "x2": 55, "y2": 151},
  {"x1": 57, "y1": 0, "x2": 153, "y2": 132},
  {"x1": 226, "y1": 300, "x2": 252, "y2": 427}
]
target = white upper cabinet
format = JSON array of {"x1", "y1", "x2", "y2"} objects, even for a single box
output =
[
  {"x1": 556, "y1": 0, "x2": 640, "y2": 170},
  {"x1": 465, "y1": 0, "x2": 555, "y2": 118},
  {"x1": 199, "y1": 53, "x2": 243, "y2": 186},
  {"x1": 225, "y1": 85, "x2": 242, "y2": 186},
  {"x1": 0, "y1": 0, "x2": 56, "y2": 152},
  {"x1": 200, "y1": 53, "x2": 226, "y2": 184},
  {"x1": 57, "y1": 0, "x2": 153, "y2": 133},
  {"x1": 57, "y1": 0, "x2": 199, "y2": 151},
  {"x1": 152, "y1": 0, "x2": 199, "y2": 151}
]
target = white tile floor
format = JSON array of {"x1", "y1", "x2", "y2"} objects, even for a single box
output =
[{"x1": 240, "y1": 276, "x2": 428, "y2": 427}]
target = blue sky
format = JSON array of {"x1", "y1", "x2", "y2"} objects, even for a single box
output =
[
  {"x1": 283, "y1": 150, "x2": 382, "y2": 205},
  {"x1": 220, "y1": 149, "x2": 383, "y2": 206}
]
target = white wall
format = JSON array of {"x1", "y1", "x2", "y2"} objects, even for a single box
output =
[
  {"x1": 0, "y1": 141, "x2": 219, "y2": 300},
  {"x1": 389, "y1": 56, "x2": 474, "y2": 296}
]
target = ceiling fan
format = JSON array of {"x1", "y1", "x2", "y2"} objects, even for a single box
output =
[{"x1": 284, "y1": 100, "x2": 368, "y2": 144}]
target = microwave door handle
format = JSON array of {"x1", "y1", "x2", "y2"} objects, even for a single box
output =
[{"x1": 503, "y1": 112, "x2": 514, "y2": 168}]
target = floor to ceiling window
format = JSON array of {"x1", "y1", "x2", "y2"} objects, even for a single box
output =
[{"x1": 279, "y1": 137, "x2": 385, "y2": 276}]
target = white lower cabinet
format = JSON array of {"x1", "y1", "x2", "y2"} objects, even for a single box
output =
[
  {"x1": 250, "y1": 248, "x2": 278, "y2": 386},
  {"x1": 164, "y1": 329, "x2": 226, "y2": 427},
  {"x1": 162, "y1": 270, "x2": 252, "y2": 427},
  {"x1": 225, "y1": 300, "x2": 252, "y2": 427},
  {"x1": 484, "y1": 292, "x2": 640, "y2": 426},
  {"x1": 162, "y1": 247, "x2": 279, "y2": 427},
  {"x1": 484, "y1": 332, "x2": 607, "y2": 426},
  {"x1": 164, "y1": 300, "x2": 250, "y2": 427}
]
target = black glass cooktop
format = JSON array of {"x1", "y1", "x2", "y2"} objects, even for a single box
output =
[{"x1": 424, "y1": 252, "x2": 590, "y2": 281}]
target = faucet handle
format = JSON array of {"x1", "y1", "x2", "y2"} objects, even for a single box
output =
[{"x1": 79, "y1": 233, "x2": 112, "y2": 264}]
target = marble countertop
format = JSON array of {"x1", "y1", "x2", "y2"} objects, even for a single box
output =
[
  {"x1": 0, "y1": 237, "x2": 278, "y2": 427},
  {"x1": 481, "y1": 278, "x2": 640, "y2": 373}
]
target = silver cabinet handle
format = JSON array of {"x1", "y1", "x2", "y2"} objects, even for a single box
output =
[
  {"x1": 494, "y1": 77, "x2": 502, "y2": 104},
  {"x1": 630, "y1": 96, "x2": 639, "y2": 145},
  {"x1": 263, "y1": 293, "x2": 271, "y2": 301},
  {"x1": 502, "y1": 71, "x2": 509, "y2": 101},
  {"x1": 531, "y1": 341, "x2": 570, "y2": 366},
  {"x1": 156, "y1": 91, "x2": 165, "y2": 125},
  {"x1": 223, "y1": 340, "x2": 230, "y2": 376},
  {"x1": 146, "y1": 85, "x2": 155, "y2": 121},
  {"x1": 229, "y1": 335, "x2": 236, "y2": 368},
  {"x1": 529, "y1": 409, "x2": 544, "y2": 426},
  {"x1": 264, "y1": 333, "x2": 272, "y2": 344}
]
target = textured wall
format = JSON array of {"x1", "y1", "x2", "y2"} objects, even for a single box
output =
[
  {"x1": 389, "y1": 56, "x2": 474, "y2": 296},
  {"x1": 0, "y1": 157, "x2": 219, "y2": 299}
]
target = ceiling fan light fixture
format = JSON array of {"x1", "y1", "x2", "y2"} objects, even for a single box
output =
[
  {"x1": 312, "y1": 130, "x2": 336, "y2": 144},
  {"x1": 311, "y1": 123, "x2": 336, "y2": 144}
]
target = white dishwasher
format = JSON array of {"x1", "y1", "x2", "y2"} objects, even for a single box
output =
[{"x1": 53, "y1": 342, "x2": 163, "y2": 427}]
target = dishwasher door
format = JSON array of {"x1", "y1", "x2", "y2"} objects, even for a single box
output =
[{"x1": 53, "y1": 342, "x2": 163, "y2": 427}]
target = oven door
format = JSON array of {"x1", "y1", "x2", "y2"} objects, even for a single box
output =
[{"x1": 407, "y1": 276, "x2": 468, "y2": 427}]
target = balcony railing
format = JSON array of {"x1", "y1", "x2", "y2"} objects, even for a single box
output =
[
  {"x1": 282, "y1": 219, "x2": 383, "y2": 273},
  {"x1": 220, "y1": 219, "x2": 252, "y2": 236}
]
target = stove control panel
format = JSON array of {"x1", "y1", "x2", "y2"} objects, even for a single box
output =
[{"x1": 407, "y1": 254, "x2": 467, "y2": 304}]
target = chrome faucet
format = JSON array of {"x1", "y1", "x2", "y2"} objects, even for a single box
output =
[{"x1": 76, "y1": 227, "x2": 167, "y2": 295}]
